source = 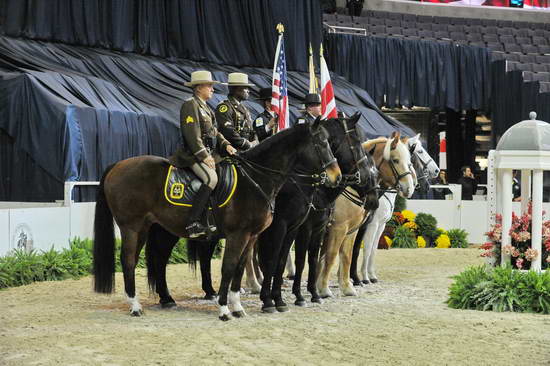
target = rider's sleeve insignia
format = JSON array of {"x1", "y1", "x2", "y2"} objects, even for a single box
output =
[
  {"x1": 218, "y1": 105, "x2": 228, "y2": 113},
  {"x1": 185, "y1": 116, "x2": 194, "y2": 124},
  {"x1": 255, "y1": 117, "x2": 264, "y2": 127}
]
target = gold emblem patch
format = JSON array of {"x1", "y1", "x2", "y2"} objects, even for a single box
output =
[
  {"x1": 218, "y1": 105, "x2": 228, "y2": 113},
  {"x1": 186, "y1": 116, "x2": 194, "y2": 124},
  {"x1": 170, "y1": 183, "x2": 184, "y2": 199}
]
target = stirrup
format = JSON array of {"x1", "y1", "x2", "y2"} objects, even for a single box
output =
[{"x1": 186, "y1": 222, "x2": 207, "y2": 238}]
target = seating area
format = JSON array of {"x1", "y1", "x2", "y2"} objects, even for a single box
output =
[{"x1": 323, "y1": 10, "x2": 550, "y2": 92}]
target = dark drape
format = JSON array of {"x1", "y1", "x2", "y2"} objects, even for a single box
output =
[
  {"x1": 0, "y1": 35, "x2": 414, "y2": 202},
  {"x1": 0, "y1": 0, "x2": 322, "y2": 72},
  {"x1": 325, "y1": 33, "x2": 491, "y2": 112},
  {"x1": 491, "y1": 60, "x2": 550, "y2": 146}
]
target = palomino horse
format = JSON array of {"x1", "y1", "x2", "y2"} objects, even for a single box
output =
[
  {"x1": 316, "y1": 132, "x2": 416, "y2": 298},
  {"x1": 144, "y1": 114, "x2": 373, "y2": 306},
  {"x1": 256, "y1": 113, "x2": 380, "y2": 313},
  {"x1": 350, "y1": 134, "x2": 440, "y2": 285},
  {"x1": 92, "y1": 121, "x2": 342, "y2": 320}
]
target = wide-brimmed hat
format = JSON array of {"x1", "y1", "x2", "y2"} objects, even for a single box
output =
[
  {"x1": 227, "y1": 72, "x2": 255, "y2": 87},
  {"x1": 304, "y1": 93, "x2": 321, "y2": 106},
  {"x1": 256, "y1": 87, "x2": 272, "y2": 101},
  {"x1": 184, "y1": 70, "x2": 224, "y2": 87}
]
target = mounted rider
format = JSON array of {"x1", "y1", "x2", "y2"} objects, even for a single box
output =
[
  {"x1": 169, "y1": 70, "x2": 237, "y2": 238},
  {"x1": 294, "y1": 93, "x2": 322, "y2": 126},
  {"x1": 216, "y1": 73, "x2": 258, "y2": 151},
  {"x1": 253, "y1": 87, "x2": 278, "y2": 142}
]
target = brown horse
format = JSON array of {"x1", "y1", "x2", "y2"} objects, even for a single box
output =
[
  {"x1": 316, "y1": 132, "x2": 416, "y2": 298},
  {"x1": 92, "y1": 121, "x2": 342, "y2": 320}
]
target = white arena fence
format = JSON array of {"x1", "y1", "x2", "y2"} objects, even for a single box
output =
[{"x1": 1, "y1": 182, "x2": 548, "y2": 257}]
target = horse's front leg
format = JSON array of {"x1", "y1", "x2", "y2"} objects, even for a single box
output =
[
  {"x1": 350, "y1": 224, "x2": 367, "y2": 286},
  {"x1": 244, "y1": 244, "x2": 261, "y2": 294},
  {"x1": 218, "y1": 232, "x2": 250, "y2": 321},
  {"x1": 198, "y1": 239, "x2": 218, "y2": 299}
]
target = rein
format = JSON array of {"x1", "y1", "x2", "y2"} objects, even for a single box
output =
[{"x1": 332, "y1": 119, "x2": 368, "y2": 187}]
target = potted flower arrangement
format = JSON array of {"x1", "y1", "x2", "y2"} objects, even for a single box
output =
[{"x1": 481, "y1": 203, "x2": 550, "y2": 270}]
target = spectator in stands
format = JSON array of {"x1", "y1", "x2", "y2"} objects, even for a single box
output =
[
  {"x1": 252, "y1": 87, "x2": 277, "y2": 142},
  {"x1": 216, "y1": 73, "x2": 258, "y2": 151},
  {"x1": 457, "y1": 165, "x2": 477, "y2": 201},
  {"x1": 320, "y1": 0, "x2": 337, "y2": 14},
  {"x1": 169, "y1": 70, "x2": 237, "y2": 237},
  {"x1": 513, "y1": 170, "x2": 521, "y2": 202},
  {"x1": 433, "y1": 170, "x2": 451, "y2": 200},
  {"x1": 295, "y1": 93, "x2": 322, "y2": 125},
  {"x1": 346, "y1": 0, "x2": 364, "y2": 17}
]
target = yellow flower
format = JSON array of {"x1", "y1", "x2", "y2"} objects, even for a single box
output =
[
  {"x1": 401, "y1": 210, "x2": 416, "y2": 222},
  {"x1": 438, "y1": 228, "x2": 447, "y2": 234},
  {"x1": 417, "y1": 236, "x2": 426, "y2": 248},
  {"x1": 435, "y1": 234, "x2": 451, "y2": 248},
  {"x1": 384, "y1": 236, "x2": 393, "y2": 248},
  {"x1": 404, "y1": 221, "x2": 418, "y2": 230}
]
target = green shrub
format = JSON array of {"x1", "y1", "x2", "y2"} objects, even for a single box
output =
[
  {"x1": 447, "y1": 228, "x2": 469, "y2": 248},
  {"x1": 391, "y1": 225, "x2": 417, "y2": 248},
  {"x1": 447, "y1": 265, "x2": 550, "y2": 314},
  {"x1": 0, "y1": 237, "x2": 189, "y2": 290},
  {"x1": 414, "y1": 213, "x2": 438, "y2": 246},
  {"x1": 394, "y1": 194, "x2": 407, "y2": 212}
]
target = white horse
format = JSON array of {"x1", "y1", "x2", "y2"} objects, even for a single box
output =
[{"x1": 357, "y1": 134, "x2": 440, "y2": 284}]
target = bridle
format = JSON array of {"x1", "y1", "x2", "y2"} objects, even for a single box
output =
[
  {"x1": 409, "y1": 142, "x2": 436, "y2": 183},
  {"x1": 375, "y1": 141, "x2": 413, "y2": 194},
  {"x1": 226, "y1": 126, "x2": 337, "y2": 212},
  {"x1": 331, "y1": 118, "x2": 370, "y2": 187}
]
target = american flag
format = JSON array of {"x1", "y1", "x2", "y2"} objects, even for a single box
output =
[
  {"x1": 271, "y1": 33, "x2": 289, "y2": 131},
  {"x1": 320, "y1": 45, "x2": 337, "y2": 120}
]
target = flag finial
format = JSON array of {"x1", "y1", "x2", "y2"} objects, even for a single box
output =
[
  {"x1": 320, "y1": 43, "x2": 324, "y2": 57},
  {"x1": 309, "y1": 43, "x2": 313, "y2": 56},
  {"x1": 276, "y1": 23, "x2": 285, "y2": 34}
]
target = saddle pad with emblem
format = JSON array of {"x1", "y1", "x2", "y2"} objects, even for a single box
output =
[{"x1": 164, "y1": 163, "x2": 237, "y2": 207}]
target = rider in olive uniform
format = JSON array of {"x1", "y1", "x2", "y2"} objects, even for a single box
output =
[
  {"x1": 169, "y1": 70, "x2": 237, "y2": 237},
  {"x1": 252, "y1": 87, "x2": 278, "y2": 142},
  {"x1": 294, "y1": 93, "x2": 322, "y2": 126},
  {"x1": 216, "y1": 73, "x2": 258, "y2": 151}
]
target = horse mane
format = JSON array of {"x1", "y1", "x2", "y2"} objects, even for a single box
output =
[
  {"x1": 362, "y1": 137, "x2": 387, "y2": 153},
  {"x1": 241, "y1": 124, "x2": 307, "y2": 161}
]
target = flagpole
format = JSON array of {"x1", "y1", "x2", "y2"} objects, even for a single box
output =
[
  {"x1": 272, "y1": 23, "x2": 286, "y2": 133},
  {"x1": 308, "y1": 43, "x2": 317, "y2": 94}
]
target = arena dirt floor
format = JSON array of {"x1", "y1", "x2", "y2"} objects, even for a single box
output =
[{"x1": 1, "y1": 248, "x2": 549, "y2": 366}]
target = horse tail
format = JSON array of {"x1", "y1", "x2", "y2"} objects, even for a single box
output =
[
  {"x1": 145, "y1": 224, "x2": 160, "y2": 293},
  {"x1": 93, "y1": 164, "x2": 116, "y2": 294},
  {"x1": 187, "y1": 239, "x2": 200, "y2": 273}
]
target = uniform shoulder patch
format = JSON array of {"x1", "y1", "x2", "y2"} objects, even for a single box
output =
[
  {"x1": 218, "y1": 104, "x2": 229, "y2": 113},
  {"x1": 185, "y1": 116, "x2": 195, "y2": 124},
  {"x1": 297, "y1": 118, "x2": 306, "y2": 124},
  {"x1": 255, "y1": 117, "x2": 264, "y2": 127}
]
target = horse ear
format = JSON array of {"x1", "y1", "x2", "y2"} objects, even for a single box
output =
[
  {"x1": 415, "y1": 133, "x2": 421, "y2": 140},
  {"x1": 349, "y1": 112, "x2": 361, "y2": 125},
  {"x1": 390, "y1": 131, "x2": 400, "y2": 149}
]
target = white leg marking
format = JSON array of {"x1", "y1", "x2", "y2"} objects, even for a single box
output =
[
  {"x1": 219, "y1": 305, "x2": 231, "y2": 318},
  {"x1": 228, "y1": 291, "x2": 245, "y2": 314},
  {"x1": 126, "y1": 295, "x2": 142, "y2": 315}
]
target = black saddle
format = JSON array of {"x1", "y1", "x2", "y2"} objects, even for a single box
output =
[{"x1": 164, "y1": 162, "x2": 237, "y2": 208}]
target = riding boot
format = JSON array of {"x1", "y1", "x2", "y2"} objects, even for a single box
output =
[{"x1": 186, "y1": 185, "x2": 215, "y2": 238}]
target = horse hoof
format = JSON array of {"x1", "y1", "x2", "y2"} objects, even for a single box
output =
[
  {"x1": 231, "y1": 311, "x2": 246, "y2": 318},
  {"x1": 361, "y1": 280, "x2": 371, "y2": 285},
  {"x1": 295, "y1": 299, "x2": 306, "y2": 307},
  {"x1": 343, "y1": 289, "x2": 358, "y2": 297},
  {"x1": 276, "y1": 305, "x2": 289, "y2": 313},
  {"x1": 130, "y1": 310, "x2": 143, "y2": 317},
  {"x1": 261, "y1": 306, "x2": 277, "y2": 314},
  {"x1": 160, "y1": 301, "x2": 177, "y2": 309},
  {"x1": 204, "y1": 294, "x2": 217, "y2": 300},
  {"x1": 311, "y1": 297, "x2": 323, "y2": 304},
  {"x1": 219, "y1": 314, "x2": 231, "y2": 321},
  {"x1": 370, "y1": 278, "x2": 378, "y2": 284},
  {"x1": 353, "y1": 280, "x2": 363, "y2": 287}
]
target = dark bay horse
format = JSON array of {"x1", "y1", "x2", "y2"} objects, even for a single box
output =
[
  {"x1": 145, "y1": 114, "x2": 376, "y2": 309},
  {"x1": 92, "y1": 121, "x2": 342, "y2": 320},
  {"x1": 257, "y1": 113, "x2": 380, "y2": 313}
]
